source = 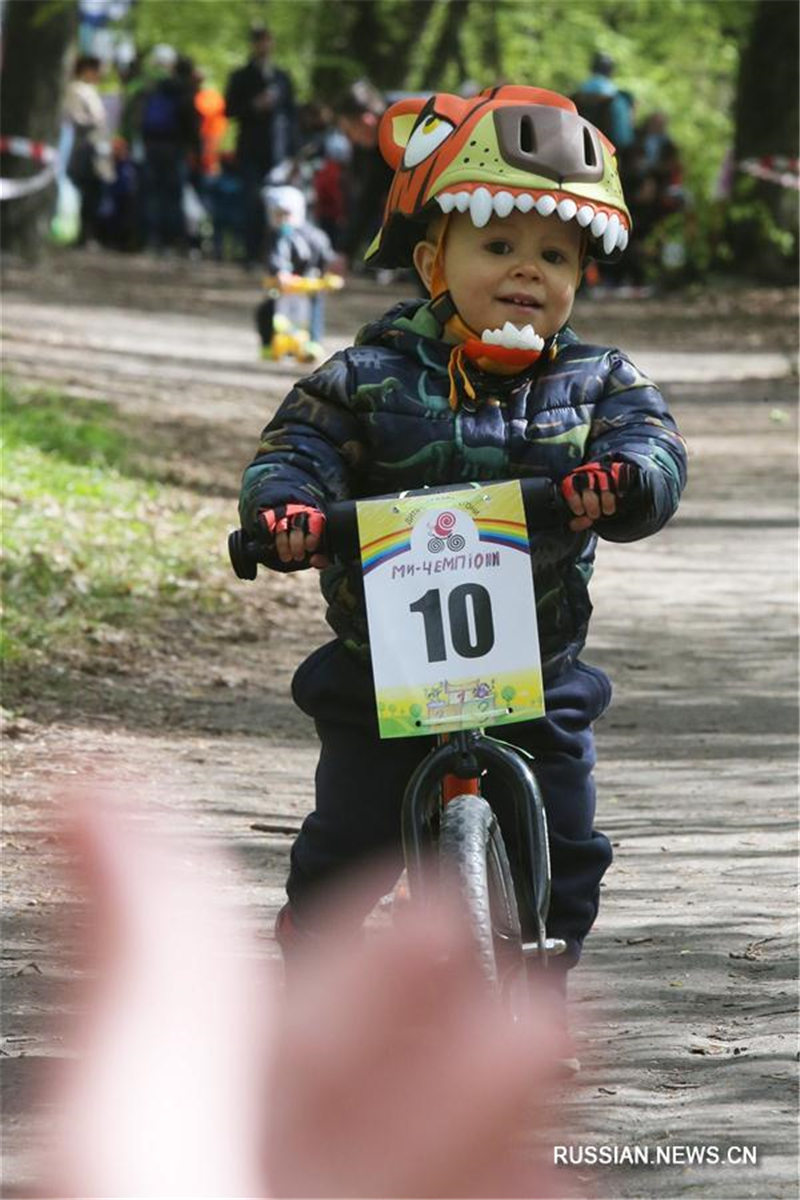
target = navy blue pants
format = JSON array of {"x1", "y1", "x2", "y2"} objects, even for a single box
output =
[
  {"x1": 142, "y1": 144, "x2": 186, "y2": 250},
  {"x1": 286, "y1": 641, "x2": 613, "y2": 966},
  {"x1": 240, "y1": 161, "x2": 267, "y2": 266}
]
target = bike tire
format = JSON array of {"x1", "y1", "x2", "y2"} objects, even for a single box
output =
[{"x1": 439, "y1": 794, "x2": 528, "y2": 1012}]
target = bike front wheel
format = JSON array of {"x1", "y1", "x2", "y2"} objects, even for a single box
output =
[{"x1": 438, "y1": 794, "x2": 528, "y2": 1015}]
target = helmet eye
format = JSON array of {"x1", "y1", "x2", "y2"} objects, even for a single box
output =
[{"x1": 403, "y1": 115, "x2": 455, "y2": 168}]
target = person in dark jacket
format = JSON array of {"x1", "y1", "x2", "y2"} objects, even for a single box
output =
[
  {"x1": 138, "y1": 44, "x2": 201, "y2": 252},
  {"x1": 224, "y1": 24, "x2": 296, "y2": 266},
  {"x1": 238, "y1": 86, "x2": 687, "y2": 1003}
]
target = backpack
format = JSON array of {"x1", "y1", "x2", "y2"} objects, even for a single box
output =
[
  {"x1": 141, "y1": 85, "x2": 179, "y2": 139},
  {"x1": 571, "y1": 91, "x2": 616, "y2": 143}
]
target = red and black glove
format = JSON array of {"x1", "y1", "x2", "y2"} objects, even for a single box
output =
[
  {"x1": 256, "y1": 504, "x2": 327, "y2": 568},
  {"x1": 560, "y1": 460, "x2": 636, "y2": 506},
  {"x1": 257, "y1": 503, "x2": 326, "y2": 545}
]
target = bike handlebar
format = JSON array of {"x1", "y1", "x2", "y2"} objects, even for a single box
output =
[{"x1": 228, "y1": 479, "x2": 566, "y2": 581}]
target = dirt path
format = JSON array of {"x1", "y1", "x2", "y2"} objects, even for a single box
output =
[{"x1": 2, "y1": 250, "x2": 798, "y2": 1197}]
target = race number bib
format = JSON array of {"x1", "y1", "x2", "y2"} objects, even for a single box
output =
[{"x1": 357, "y1": 481, "x2": 544, "y2": 738}]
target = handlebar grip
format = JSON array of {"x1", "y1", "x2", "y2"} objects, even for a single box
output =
[
  {"x1": 226, "y1": 504, "x2": 358, "y2": 581},
  {"x1": 228, "y1": 528, "x2": 262, "y2": 580}
]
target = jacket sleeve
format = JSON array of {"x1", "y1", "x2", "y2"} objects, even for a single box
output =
[
  {"x1": 266, "y1": 231, "x2": 293, "y2": 275},
  {"x1": 585, "y1": 351, "x2": 687, "y2": 542},
  {"x1": 238, "y1": 353, "x2": 366, "y2": 553},
  {"x1": 279, "y1": 69, "x2": 297, "y2": 157},
  {"x1": 223, "y1": 68, "x2": 249, "y2": 122}
]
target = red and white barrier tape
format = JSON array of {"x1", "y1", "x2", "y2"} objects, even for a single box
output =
[
  {"x1": 738, "y1": 156, "x2": 800, "y2": 191},
  {"x1": 0, "y1": 135, "x2": 58, "y2": 201}
]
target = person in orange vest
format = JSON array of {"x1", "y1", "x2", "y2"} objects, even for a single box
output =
[{"x1": 194, "y1": 76, "x2": 228, "y2": 177}]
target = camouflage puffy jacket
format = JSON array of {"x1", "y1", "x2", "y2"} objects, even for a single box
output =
[{"x1": 239, "y1": 300, "x2": 687, "y2": 677}]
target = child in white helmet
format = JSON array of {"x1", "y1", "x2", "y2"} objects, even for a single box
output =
[{"x1": 256, "y1": 183, "x2": 338, "y2": 362}]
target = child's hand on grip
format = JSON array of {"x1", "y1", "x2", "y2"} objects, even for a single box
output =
[
  {"x1": 560, "y1": 460, "x2": 636, "y2": 531},
  {"x1": 258, "y1": 504, "x2": 329, "y2": 568}
]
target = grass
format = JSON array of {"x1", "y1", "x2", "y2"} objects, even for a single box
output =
[{"x1": 1, "y1": 382, "x2": 235, "y2": 667}]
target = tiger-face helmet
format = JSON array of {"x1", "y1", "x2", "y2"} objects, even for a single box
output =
[{"x1": 365, "y1": 84, "x2": 631, "y2": 269}]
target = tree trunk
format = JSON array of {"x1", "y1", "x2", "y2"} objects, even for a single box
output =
[
  {"x1": 311, "y1": 0, "x2": 436, "y2": 100},
  {"x1": 734, "y1": 0, "x2": 798, "y2": 161},
  {"x1": 728, "y1": 0, "x2": 799, "y2": 280},
  {"x1": 420, "y1": 0, "x2": 470, "y2": 91},
  {"x1": 1, "y1": 0, "x2": 78, "y2": 260}
]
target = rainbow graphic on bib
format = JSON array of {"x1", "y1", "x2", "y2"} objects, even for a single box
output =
[
  {"x1": 476, "y1": 518, "x2": 530, "y2": 552},
  {"x1": 361, "y1": 528, "x2": 411, "y2": 574}
]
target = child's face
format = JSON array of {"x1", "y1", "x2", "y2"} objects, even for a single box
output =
[
  {"x1": 269, "y1": 206, "x2": 293, "y2": 231},
  {"x1": 417, "y1": 209, "x2": 583, "y2": 341}
]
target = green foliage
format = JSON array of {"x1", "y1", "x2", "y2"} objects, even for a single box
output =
[
  {"x1": 121, "y1": 0, "x2": 795, "y2": 273},
  {"x1": 1, "y1": 384, "x2": 233, "y2": 665},
  {"x1": 720, "y1": 171, "x2": 799, "y2": 279},
  {"x1": 3, "y1": 387, "x2": 130, "y2": 467},
  {"x1": 489, "y1": 0, "x2": 756, "y2": 205},
  {"x1": 126, "y1": 0, "x2": 757, "y2": 202}
]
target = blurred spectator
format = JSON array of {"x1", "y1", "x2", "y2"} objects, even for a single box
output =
[
  {"x1": 175, "y1": 54, "x2": 203, "y2": 170},
  {"x1": 174, "y1": 54, "x2": 209, "y2": 254},
  {"x1": 630, "y1": 111, "x2": 684, "y2": 208},
  {"x1": 205, "y1": 152, "x2": 245, "y2": 261},
  {"x1": 194, "y1": 74, "x2": 228, "y2": 178},
  {"x1": 313, "y1": 127, "x2": 350, "y2": 249},
  {"x1": 286, "y1": 101, "x2": 351, "y2": 248},
  {"x1": 572, "y1": 52, "x2": 635, "y2": 156},
  {"x1": 256, "y1": 184, "x2": 336, "y2": 360},
  {"x1": 138, "y1": 44, "x2": 201, "y2": 253},
  {"x1": 115, "y1": 50, "x2": 149, "y2": 249},
  {"x1": 95, "y1": 137, "x2": 140, "y2": 252},
  {"x1": 336, "y1": 80, "x2": 394, "y2": 270},
  {"x1": 624, "y1": 111, "x2": 687, "y2": 284},
  {"x1": 117, "y1": 49, "x2": 147, "y2": 159},
  {"x1": 224, "y1": 23, "x2": 297, "y2": 267},
  {"x1": 63, "y1": 54, "x2": 114, "y2": 247},
  {"x1": 296, "y1": 101, "x2": 333, "y2": 163}
]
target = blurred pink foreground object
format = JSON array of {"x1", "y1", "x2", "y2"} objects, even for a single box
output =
[{"x1": 48, "y1": 792, "x2": 568, "y2": 1198}]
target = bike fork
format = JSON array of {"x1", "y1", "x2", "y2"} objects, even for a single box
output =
[{"x1": 439, "y1": 733, "x2": 566, "y2": 965}]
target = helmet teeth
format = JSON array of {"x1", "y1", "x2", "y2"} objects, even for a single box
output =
[
  {"x1": 433, "y1": 186, "x2": 629, "y2": 254},
  {"x1": 469, "y1": 187, "x2": 493, "y2": 227},
  {"x1": 493, "y1": 190, "x2": 515, "y2": 218},
  {"x1": 603, "y1": 213, "x2": 621, "y2": 255}
]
